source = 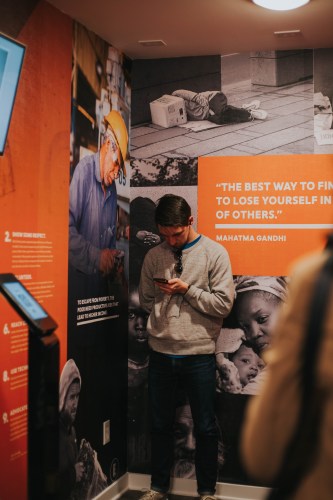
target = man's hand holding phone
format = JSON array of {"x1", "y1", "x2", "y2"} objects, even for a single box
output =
[{"x1": 153, "y1": 277, "x2": 190, "y2": 295}]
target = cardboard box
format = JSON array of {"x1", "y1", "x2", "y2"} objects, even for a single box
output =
[{"x1": 150, "y1": 94, "x2": 187, "y2": 128}]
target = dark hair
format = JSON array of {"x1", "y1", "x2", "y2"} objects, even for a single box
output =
[{"x1": 155, "y1": 194, "x2": 191, "y2": 227}]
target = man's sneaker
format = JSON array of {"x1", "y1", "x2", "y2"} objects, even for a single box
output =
[
  {"x1": 200, "y1": 496, "x2": 218, "y2": 500},
  {"x1": 242, "y1": 100, "x2": 261, "y2": 110},
  {"x1": 140, "y1": 490, "x2": 168, "y2": 500},
  {"x1": 250, "y1": 109, "x2": 268, "y2": 120}
]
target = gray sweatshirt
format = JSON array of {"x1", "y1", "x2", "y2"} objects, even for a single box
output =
[{"x1": 139, "y1": 235, "x2": 234, "y2": 355}]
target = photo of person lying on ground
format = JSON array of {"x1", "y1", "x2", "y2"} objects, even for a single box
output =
[{"x1": 172, "y1": 89, "x2": 268, "y2": 124}]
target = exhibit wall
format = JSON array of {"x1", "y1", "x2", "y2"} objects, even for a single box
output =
[
  {"x1": 66, "y1": 21, "x2": 131, "y2": 496},
  {"x1": 0, "y1": 2, "x2": 131, "y2": 499},
  {"x1": 129, "y1": 49, "x2": 333, "y2": 485},
  {"x1": 0, "y1": 1, "x2": 72, "y2": 498},
  {"x1": 1, "y1": 1, "x2": 333, "y2": 497}
]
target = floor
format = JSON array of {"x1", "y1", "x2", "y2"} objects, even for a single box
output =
[
  {"x1": 119, "y1": 491, "x2": 197, "y2": 500},
  {"x1": 130, "y1": 78, "x2": 323, "y2": 159}
]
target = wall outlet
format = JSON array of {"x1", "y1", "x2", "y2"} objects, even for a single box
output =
[{"x1": 103, "y1": 420, "x2": 110, "y2": 445}]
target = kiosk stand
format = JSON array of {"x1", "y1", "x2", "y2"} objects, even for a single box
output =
[{"x1": 0, "y1": 273, "x2": 59, "y2": 500}]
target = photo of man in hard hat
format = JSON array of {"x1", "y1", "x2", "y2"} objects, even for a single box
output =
[{"x1": 68, "y1": 110, "x2": 129, "y2": 292}]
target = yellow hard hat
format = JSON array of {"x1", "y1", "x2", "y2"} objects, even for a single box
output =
[{"x1": 104, "y1": 110, "x2": 128, "y2": 175}]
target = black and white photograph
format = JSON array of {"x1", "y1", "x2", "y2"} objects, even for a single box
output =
[
  {"x1": 215, "y1": 274, "x2": 288, "y2": 396},
  {"x1": 67, "y1": 22, "x2": 130, "y2": 494},
  {"x1": 58, "y1": 359, "x2": 108, "y2": 500},
  {"x1": 214, "y1": 274, "x2": 288, "y2": 484},
  {"x1": 131, "y1": 51, "x2": 314, "y2": 161},
  {"x1": 313, "y1": 48, "x2": 333, "y2": 151},
  {"x1": 130, "y1": 157, "x2": 198, "y2": 187},
  {"x1": 128, "y1": 149, "x2": 290, "y2": 483},
  {"x1": 127, "y1": 284, "x2": 151, "y2": 473}
]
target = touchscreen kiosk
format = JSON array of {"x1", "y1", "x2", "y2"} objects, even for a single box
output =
[
  {"x1": 0, "y1": 273, "x2": 59, "y2": 499},
  {"x1": 0, "y1": 273, "x2": 57, "y2": 333}
]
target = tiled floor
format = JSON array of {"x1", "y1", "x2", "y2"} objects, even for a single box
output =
[{"x1": 131, "y1": 79, "x2": 317, "y2": 159}]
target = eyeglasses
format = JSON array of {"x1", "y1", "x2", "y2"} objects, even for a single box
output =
[{"x1": 174, "y1": 249, "x2": 183, "y2": 274}]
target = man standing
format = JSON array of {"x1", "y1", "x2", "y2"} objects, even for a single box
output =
[
  {"x1": 69, "y1": 110, "x2": 128, "y2": 289},
  {"x1": 139, "y1": 194, "x2": 234, "y2": 500}
]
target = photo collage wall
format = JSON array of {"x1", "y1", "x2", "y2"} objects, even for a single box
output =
[{"x1": 128, "y1": 48, "x2": 333, "y2": 484}]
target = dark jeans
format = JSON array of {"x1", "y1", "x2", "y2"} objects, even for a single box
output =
[{"x1": 148, "y1": 351, "x2": 218, "y2": 495}]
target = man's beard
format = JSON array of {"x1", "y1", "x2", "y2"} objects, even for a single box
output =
[
  {"x1": 172, "y1": 446, "x2": 196, "y2": 478},
  {"x1": 172, "y1": 458, "x2": 196, "y2": 478}
]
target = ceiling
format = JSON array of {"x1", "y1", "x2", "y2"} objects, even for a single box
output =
[{"x1": 47, "y1": 0, "x2": 333, "y2": 59}]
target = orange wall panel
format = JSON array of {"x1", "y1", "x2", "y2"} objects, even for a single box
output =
[{"x1": 0, "y1": 2, "x2": 72, "y2": 498}]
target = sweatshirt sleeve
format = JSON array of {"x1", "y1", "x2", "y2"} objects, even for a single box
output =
[{"x1": 184, "y1": 248, "x2": 235, "y2": 319}]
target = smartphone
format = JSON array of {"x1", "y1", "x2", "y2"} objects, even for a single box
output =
[{"x1": 153, "y1": 278, "x2": 169, "y2": 283}]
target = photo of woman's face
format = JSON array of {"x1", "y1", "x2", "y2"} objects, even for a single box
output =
[{"x1": 235, "y1": 291, "x2": 280, "y2": 352}]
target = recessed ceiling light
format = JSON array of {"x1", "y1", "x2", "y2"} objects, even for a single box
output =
[
  {"x1": 252, "y1": 0, "x2": 310, "y2": 10},
  {"x1": 138, "y1": 40, "x2": 167, "y2": 47},
  {"x1": 274, "y1": 29, "x2": 302, "y2": 37}
]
